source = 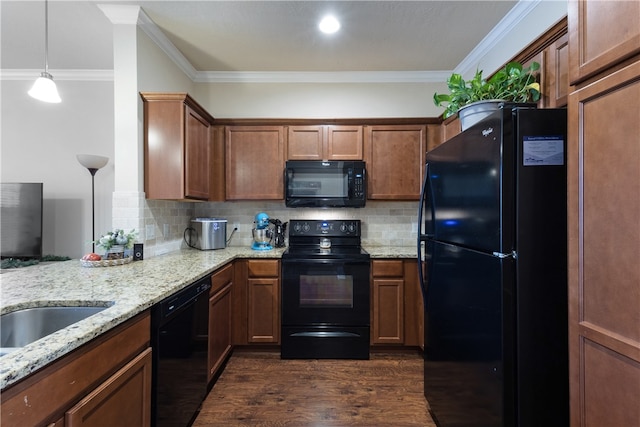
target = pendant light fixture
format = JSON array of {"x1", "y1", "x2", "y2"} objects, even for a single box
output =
[{"x1": 28, "y1": 0, "x2": 61, "y2": 103}]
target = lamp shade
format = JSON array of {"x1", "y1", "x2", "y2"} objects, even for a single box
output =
[
  {"x1": 77, "y1": 154, "x2": 109, "y2": 170},
  {"x1": 28, "y1": 72, "x2": 61, "y2": 103}
]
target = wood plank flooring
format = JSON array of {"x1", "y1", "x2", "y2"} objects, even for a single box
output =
[{"x1": 193, "y1": 349, "x2": 436, "y2": 427}]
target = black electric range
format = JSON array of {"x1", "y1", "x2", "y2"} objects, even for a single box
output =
[{"x1": 281, "y1": 219, "x2": 371, "y2": 359}]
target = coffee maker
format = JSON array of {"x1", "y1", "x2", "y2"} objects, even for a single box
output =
[{"x1": 270, "y1": 218, "x2": 288, "y2": 248}]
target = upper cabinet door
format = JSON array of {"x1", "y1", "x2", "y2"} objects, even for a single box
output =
[
  {"x1": 568, "y1": 0, "x2": 640, "y2": 84},
  {"x1": 545, "y1": 33, "x2": 569, "y2": 108},
  {"x1": 287, "y1": 125, "x2": 363, "y2": 160},
  {"x1": 225, "y1": 126, "x2": 285, "y2": 200},
  {"x1": 325, "y1": 125, "x2": 363, "y2": 160},
  {"x1": 364, "y1": 125, "x2": 426, "y2": 200},
  {"x1": 287, "y1": 125, "x2": 324, "y2": 160},
  {"x1": 184, "y1": 105, "x2": 211, "y2": 200}
]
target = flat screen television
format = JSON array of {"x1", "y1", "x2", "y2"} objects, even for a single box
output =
[{"x1": 1, "y1": 183, "x2": 43, "y2": 259}]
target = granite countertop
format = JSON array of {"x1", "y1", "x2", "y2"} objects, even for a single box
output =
[
  {"x1": 0, "y1": 245, "x2": 414, "y2": 389},
  {"x1": 365, "y1": 245, "x2": 417, "y2": 258}
]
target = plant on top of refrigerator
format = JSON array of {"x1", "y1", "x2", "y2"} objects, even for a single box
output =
[{"x1": 433, "y1": 61, "x2": 541, "y2": 119}]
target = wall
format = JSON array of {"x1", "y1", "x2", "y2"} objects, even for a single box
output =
[
  {"x1": 0, "y1": 79, "x2": 114, "y2": 258},
  {"x1": 196, "y1": 81, "x2": 446, "y2": 119}
]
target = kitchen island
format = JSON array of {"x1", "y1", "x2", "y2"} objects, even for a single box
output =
[{"x1": 0, "y1": 245, "x2": 416, "y2": 389}]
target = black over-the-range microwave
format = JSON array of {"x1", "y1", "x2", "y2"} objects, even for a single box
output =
[{"x1": 284, "y1": 160, "x2": 366, "y2": 208}]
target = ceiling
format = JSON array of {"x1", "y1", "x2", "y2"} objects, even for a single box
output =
[{"x1": 1, "y1": 0, "x2": 520, "y2": 80}]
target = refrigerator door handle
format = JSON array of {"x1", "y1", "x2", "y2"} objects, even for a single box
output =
[
  {"x1": 417, "y1": 162, "x2": 433, "y2": 303},
  {"x1": 418, "y1": 162, "x2": 435, "y2": 239},
  {"x1": 492, "y1": 250, "x2": 517, "y2": 259}
]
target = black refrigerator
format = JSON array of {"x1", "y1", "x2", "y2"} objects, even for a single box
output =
[{"x1": 417, "y1": 105, "x2": 569, "y2": 427}]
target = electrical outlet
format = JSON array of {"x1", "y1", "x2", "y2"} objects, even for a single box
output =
[
  {"x1": 145, "y1": 224, "x2": 155, "y2": 239},
  {"x1": 233, "y1": 222, "x2": 240, "y2": 231},
  {"x1": 163, "y1": 224, "x2": 170, "y2": 237}
]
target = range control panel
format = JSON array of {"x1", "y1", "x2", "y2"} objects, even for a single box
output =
[{"x1": 289, "y1": 219, "x2": 361, "y2": 237}]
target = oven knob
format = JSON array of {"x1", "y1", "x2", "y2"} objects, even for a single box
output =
[
  {"x1": 348, "y1": 222, "x2": 356, "y2": 233},
  {"x1": 302, "y1": 223, "x2": 311, "y2": 233},
  {"x1": 340, "y1": 223, "x2": 348, "y2": 233},
  {"x1": 293, "y1": 223, "x2": 302, "y2": 233}
]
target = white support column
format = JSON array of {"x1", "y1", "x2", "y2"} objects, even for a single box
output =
[{"x1": 98, "y1": 5, "x2": 145, "y2": 234}]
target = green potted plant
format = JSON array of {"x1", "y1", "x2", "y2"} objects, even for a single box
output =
[{"x1": 434, "y1": 61, "x2": 541, "y2": 130}]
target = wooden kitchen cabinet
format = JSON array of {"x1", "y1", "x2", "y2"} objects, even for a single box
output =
[
  {"x1": 542, "y1": 33, "x2": 569, "y2": 108},
  {"x1": 441, "y1": 115, "x2": 461, "y2": 142},
  {"x1": 568, "y1": 0, "x2": 640, "y2": 85},
  {"x1": 517, "y1": 18, "x2": 568, "y2": 109},
  {"x1": 567, "y1": 9, "x2": 640, "y2": 423},
  {"x1": 246, "y1": 259, "x2": 280, "y2": 344},
  {"x1": 141, "y1": 92, "x2": 214, "y2": 201},
  {"x1": 209, "y1": 125, "x2": 226, "y2": 201},
  {"x1": 371, "y1": 259, "x2": 423, "y2": 347},
  {"x1": 364, "y1": 125, "x2": 427, "y2": 200},
  {"x1": 65, "y1": 348, "x2": 152, "y2": 427},
  {"x1": 225, "y1": 126, "x2": 285, "y2": 200},
  {"x1": 426, "y1": 124, "x2": 442, "y2": 152},
  {"x1": 371, "y1": 260, "x2": 404, "y2": 344},
  {"x1": 402, "y1": 260, "x2": 423, "y2": 349},
  {"x1": 1, "y1": 312, "x2": 151, "y2": 427},
  {"x1": 208, "y1": 263, "x2": 233, "y2": 382},
  {"x1": 287, "y1": 125, "x2": 363, "y2": 160}
]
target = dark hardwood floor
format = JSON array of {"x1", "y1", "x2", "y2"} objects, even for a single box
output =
[{"x1": 193, "y1": 349, "x2": 436, "y2": 427}]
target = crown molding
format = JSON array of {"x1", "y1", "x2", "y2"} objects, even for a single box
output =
[
  {"x1": 1, "y1": 69, "x2": 114, "y2": 81},
  {"x1": 194, "y1": 70, "x2": 453, "y2": 84},
  {"x1": 455, "y1": 0, "x2": 542, "y2": 77},
  {"x1": 136, "y1": 8, "x2": 198, "y2": 81}
]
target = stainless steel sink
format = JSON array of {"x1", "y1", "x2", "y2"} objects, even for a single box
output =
[{"x1": 0, "y1": 305, "x2": 109, "y2": 355}]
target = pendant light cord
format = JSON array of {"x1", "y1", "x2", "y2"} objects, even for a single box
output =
[{"x1": 44, "y1": 0, "x2": 50, "y2": 74}]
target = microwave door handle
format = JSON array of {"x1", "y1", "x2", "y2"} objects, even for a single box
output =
[{"x1": 285, "y1": 169, "x2": 293, "y2": 195}]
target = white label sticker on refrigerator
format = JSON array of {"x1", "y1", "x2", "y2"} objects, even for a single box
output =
[{"x1": 523, "y1": 136, "x2": 564, "y2": 166}]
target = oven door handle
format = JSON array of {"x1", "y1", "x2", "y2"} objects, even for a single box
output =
[{"x1": 290, "y1": 331, "x2": 362, "y2": 338}]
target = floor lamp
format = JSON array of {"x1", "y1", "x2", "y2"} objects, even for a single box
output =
[{"x1": 77, "y1": 154, "x2": 109, "y2": 253}]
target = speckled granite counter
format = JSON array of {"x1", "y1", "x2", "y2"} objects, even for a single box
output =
[
  {"x1": 365, "y1": 245, "x2": 417, "y2": 258},
  {"x1": 0, "y1": 245, "x2": 414, "y2": 390},
  {"x1": 0, "y1": 247, "x2": 283, "y2": 390}
]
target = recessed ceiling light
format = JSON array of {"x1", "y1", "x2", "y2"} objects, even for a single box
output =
[{"x1": 319, "y1": 15, "x2": 340, "y2": 34}]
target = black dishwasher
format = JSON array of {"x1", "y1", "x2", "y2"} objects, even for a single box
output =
[{"x1": 151, "y1": 275, "x2": 211, "y2": 427}]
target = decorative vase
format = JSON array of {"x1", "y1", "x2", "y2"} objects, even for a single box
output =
[
  {"x1": 106, "y1": 245, "x2": 125, "y2": 260},
  {"x1": 457, "y1": 100, "x2": 504, "y2": 131}
]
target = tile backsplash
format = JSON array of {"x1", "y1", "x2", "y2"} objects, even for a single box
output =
[
  {"x1": 112, "y1": 192, "x2": 418, "y2": 257},
  {"x1": 195, "y1": 200, "x2": 418, "y2": 249}
]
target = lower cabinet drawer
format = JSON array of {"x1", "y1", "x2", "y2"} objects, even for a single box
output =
[{"x1": 247, "y1": 259, "x2": 280, "y2": 277}]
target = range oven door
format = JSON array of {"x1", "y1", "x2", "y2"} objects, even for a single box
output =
[
  {"x1": 281, "y1": 258, "x2": 370, "y2": 326},
  {"x1": 281, "y1": 257, "x2": 370, "y2": 359}
]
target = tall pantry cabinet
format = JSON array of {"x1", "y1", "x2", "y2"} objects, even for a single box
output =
[{"x1": 567, "y1": 1, "x2": 640, "y2": 426}]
